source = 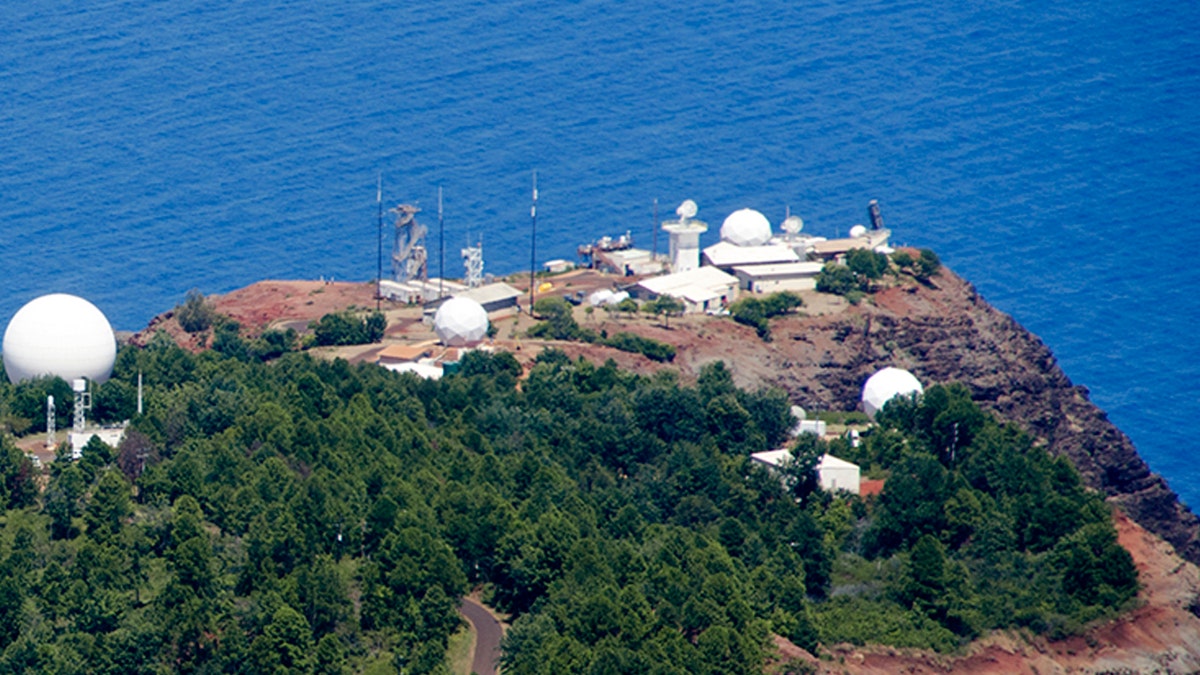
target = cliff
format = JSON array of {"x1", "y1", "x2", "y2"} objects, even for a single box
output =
[{"x1": 546, "y1": 269, "x2": 1200, "y2": 567}]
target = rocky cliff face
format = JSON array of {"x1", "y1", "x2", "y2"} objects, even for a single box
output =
[
  {"x1": 557, "y1": 268, "x2": 1200, "y2": 566},
  {"x1": 799, "y1": 271, "x2": 1200, "y2": 567}
]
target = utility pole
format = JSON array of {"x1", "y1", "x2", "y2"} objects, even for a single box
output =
[
  {"x1": 529, "y1": 170, "x2": 538, "y2": 313},
  {"x1": 375, "y1": 172, "x2": 383, "y2": 311}
]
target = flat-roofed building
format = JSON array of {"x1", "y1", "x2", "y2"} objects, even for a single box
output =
[
  {"x1": 731, "y1": 261, "x2": 825, "y2": 293},
  {"x1": 808, "y1": 229, "x2": 891, "y2": 261},
  {"x1": 702, "y1": 241, "x2": 799, "y2": 272},
  {"x1": 632, "y1": 266, "x2": 738, "y2": 314}
]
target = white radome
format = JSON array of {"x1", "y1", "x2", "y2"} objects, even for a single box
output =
[
  {"x1": 849, "y1": 224, "x2": 868, "y2": 238},
  {"x1": 3, "y1": 293, "x2": 117, "y2": 384},
  {"x1": 433, "y1": 297, "x2": 489, "y2": 346},
  {"x1": 720, "y1": 208, "x2": 773, "y2": 247},
  {"x1": 861, "y1": 367, "x2": 924, "y2": 419}
]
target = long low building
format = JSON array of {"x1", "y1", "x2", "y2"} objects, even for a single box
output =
[
  {"x1": 631, "y1": 266, "x2": 738, "y2": 313},
  {"x1": 732, "y1": 261, "x2": 825, "y2": 293},
  {"x1": 701, "y1": 241, "x2": 800, "y2": 272}
]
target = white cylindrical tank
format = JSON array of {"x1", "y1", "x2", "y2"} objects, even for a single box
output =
[
  {"x1": 3, "y1": 294, "x2": 116, "y2": 384},
  {"x1": 861, "y1": 367, "x2": 924, "y2": 419},
  {"x1": 433, "y1": 297, "x2": 489, "y2": 346},
  {"x1": 720, "y1": 208, "x2": 772, "y2": 247}
]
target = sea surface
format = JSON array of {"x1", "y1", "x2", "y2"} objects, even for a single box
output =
[{"x1": 2, "y1": 1, "x2": 1197, "y2": 506}]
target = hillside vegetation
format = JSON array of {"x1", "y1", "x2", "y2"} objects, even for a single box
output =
[{"x1": 0, "y1": 339, "x2": 1135, "y2": 674}]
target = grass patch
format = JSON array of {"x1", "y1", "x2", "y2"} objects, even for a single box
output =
[{"x1": 446, "y1": 624, "x2": 476, "y2": 675}]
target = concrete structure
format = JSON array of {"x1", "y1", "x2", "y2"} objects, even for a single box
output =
[
  {"x1": 594, "y1": 248, "x2": 662, "y2": 276},
  {"x1": 3, "y1": 294, "x2": 116, "y2": 384},
  {"x1": 720, "y1": 208, "x2": 773, "y2": 247},
  {"x1": 808, "y1": 229, "x2": 892, "y2": 261},
  {"x1": 380, "y1": 278, "x2": 467, "y2": 304},
  {"x1": 661, "y1": 210, "x2": 709, "y2": 273},
  {"x1": 433, "y1": 297, "x2": 489, "y2": 346},
  {"x1": 543, "y1": 259, "x2": 574, "y2": 274},
  {"x1": 69, "y1": 426, "x2": 126, "y2": 460},
  {"x1": 701, "y1": 241, "x2": 799, "y2": 272},
  {"x1": 861, "y1": 367, "x2": 924, "y2": 419},
  {"x1": 457, "y1": 282, "x2": 522, "y2": 314},
  {"x1": 376, "y1": 342, "x2": 436, "y2": 366},
  {"x1": 632, "y1": 266, "x2": 738, "y2": 314},
  {"x1": 750, "y1": 449, "x2": 862, "y2": 495},
  {"x1": 731, "y1": 262, "x2": 825, "y2": 293}
]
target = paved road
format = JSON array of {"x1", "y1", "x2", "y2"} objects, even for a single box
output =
[{"x1": 459, "y1": 597, "x2": 502, "y2": 675}]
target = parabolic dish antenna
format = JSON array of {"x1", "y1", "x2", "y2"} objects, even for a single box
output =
[
  {"x1": 676, "y1": 199, "x2": 698, "y2": 220},
  {"x1": 782, "y1": 215, "x2": 803, "y2": 234}
]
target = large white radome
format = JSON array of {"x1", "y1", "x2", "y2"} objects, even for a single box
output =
[
  {"x1": 861, "y1": 367, "x2": 924, "y2": 419},
  {"x1": 720, "y1": 208, "x2": 773, "y2": 247},
  {"x1": 3, "y1": 294, "x2": 116, "y2": 384},
  {"x1": 433, "y1": 297, "x2": 489, "y2": 346}
]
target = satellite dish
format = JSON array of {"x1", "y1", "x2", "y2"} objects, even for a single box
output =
[
  {"x1": 676, "y1": 199, "x2": 698, "y2": 220},
  {"x1": 782, "y1": 215, "x2": 803, "y2": 234}
]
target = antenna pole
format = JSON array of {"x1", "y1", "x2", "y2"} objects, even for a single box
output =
[
  {"x1": 376, "y1": 173, "x2": 383, "y2": 311},
  {"x1": 438, "y1": 186, "x2": 445, "y2": 299},
  {"x1": 529, "y1": 170, "x2": 538, "y2": 313},
  {"x1": 652, "y1": 198, "x2": 659, "y2": 263}
]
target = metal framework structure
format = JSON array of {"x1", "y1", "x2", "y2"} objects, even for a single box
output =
[
  {"x1": 391, "y1": 203, "x2": 428, "y2": 283},
  {"x1": 46, "y1": 396, "x2": 55, "y2": 448},
  {"x1": 462, "y1": 239, "x2": 484, "y2": 288}
]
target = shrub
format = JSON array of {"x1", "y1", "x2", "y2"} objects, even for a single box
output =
[
  {"x1": 603, "y1": 332, "x2": 676, "y2": 362},
  {"x1": 176, "y1": 290, "x2": 217, "y2": 333},
  {"x1": 310, "y1": 311, "x2": 386, "y2": 346}
]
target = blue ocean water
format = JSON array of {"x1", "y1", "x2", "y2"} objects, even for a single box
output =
[{"x1": 2, "y1": 1, "x2": 1198, "y2": 506}]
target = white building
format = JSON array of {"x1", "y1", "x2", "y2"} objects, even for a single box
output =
[
  {"x1": 632, "y1": 266, "x2": 738, "y2": 314},
  {"x1": 731, "y1": 262, "x2": 825, "y2": 293},
  {"x1": 750, "y1": 449, "x2": 862, "y2": 495},
  {"x1": 661, "y1": 203, "x2": 709, "y2": 273},
  {"x1": 701, "y1": 241, "x2": 800, "y2": 272}
]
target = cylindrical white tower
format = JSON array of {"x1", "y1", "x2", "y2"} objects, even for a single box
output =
[{"x1": 660, "y1": 200, "x2": 709, "y2": 273}]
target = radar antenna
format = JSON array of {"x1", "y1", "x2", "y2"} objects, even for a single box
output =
[
  {"x1": 782, "y1": 215, "x2": 803, "y2": 235},
  {"x1": 676, "y1": 199, "x2": 698, "y2": 221},
  {"x1": 391, "y1": 203, "x2": 428, "y2": 283}
]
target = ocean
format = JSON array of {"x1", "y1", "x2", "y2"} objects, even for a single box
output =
[{"x1": 2, "y1": 0, "x2": 1197, "y2": 506}]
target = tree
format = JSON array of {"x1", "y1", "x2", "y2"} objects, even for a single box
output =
[
  {"x1": 176, "y1": 289, "x2": 216, "y2": 333},
  {"x1": 644, "y1": 295, "x2": 684, "y2": 328},
  {"x1": 914, "y1": 249, "x2": 941, "y2": 280},
  {"x1": 84, "y1": 470, "x2": 132, "y2": 544},
  {"x1": 846, "y1": 248, "x2": 889, "y2": 280},
  {"x1": 250, "y1": 605, "x2": 316, "y2": 675},
  {"x1": 815, "y1": 263, "x2": 857, "y2": 296}
]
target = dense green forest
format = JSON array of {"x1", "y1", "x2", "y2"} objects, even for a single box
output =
[{"x1": 0, "y1": 335, "x2": 1135, "y2": 674}]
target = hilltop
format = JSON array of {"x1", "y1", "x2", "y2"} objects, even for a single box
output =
[{"x1": 129, "y1": 266, "x2": 1200, "y2": 673}]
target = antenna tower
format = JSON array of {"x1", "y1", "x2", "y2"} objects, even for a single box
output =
[
  {"x1": 46, "y1": 396, "x2": 55, "y2": 448},
  {"x1": 529, "y1": 171, "x2": 538, "y2": 311},
  {"x1": 391, "y1": 203, "x2": 428, "y2": 283},
  {"x1": 438, "y1": 186, "x2": 446, "y2": 299},
  {"x1": 652, "y1": 198, "x2": 659, "y2": 262},
  {"x1": 376, "y1": 173, "x2": 383, "y2": 310},
  {"x1": 463, "y1": 236, "x2": 484, "y2": 288},
  {"x1": 72, "y1": 379, "x2": 90, "y2": 434}
]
